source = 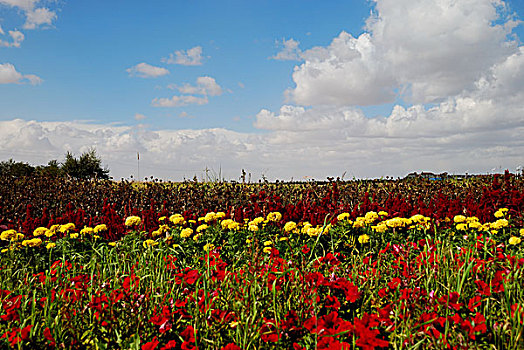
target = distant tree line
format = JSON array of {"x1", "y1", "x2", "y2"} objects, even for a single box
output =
[{"x1": 0, "y1": 149, "x2": 110, "y2": 180}]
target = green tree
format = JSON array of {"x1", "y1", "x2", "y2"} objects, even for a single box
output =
[
  {"x1": 0, "y1": 159, "x2": 35, "y2": 177},
  {"x1": 61, "y1": 149, "x2": 110, "y2": 180}
]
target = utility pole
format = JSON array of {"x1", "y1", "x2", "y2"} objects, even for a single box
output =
[{"x1": 137, "y1": 152, "x2": 140, "y2": 182}]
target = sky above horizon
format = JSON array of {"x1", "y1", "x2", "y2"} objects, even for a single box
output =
[{"x1": 1, "y1": 0, "x2": 524, "y2": 181}]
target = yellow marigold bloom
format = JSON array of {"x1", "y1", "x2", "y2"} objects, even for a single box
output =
[
  {"x1": 508, "y1": 236, "x2": 521, "y2": 245},
  {"x1": 358, "y1": 234, "x2": 370, "y2": 244},
  {"x1": 203, "y1": 243, "x2": 215, "y2": 252},
  {"x1": 263, "y1": 246, "x2": 272, "y2": 253},
  {"x1": 453, "y1": 215, "x2": 467, "y2": 223},
  {"x1": 385, "y1": 217, "x2": 405, "y2": 228},
  {"x1": 196, "y1": 224, "x2": 208, "y2": 233},
  {"x1": 227, "y1": 221, "x2": 240, "y2": 230},
  {"x1": 193, "y1": 233, "x2": 201, "y2": 242},
  {"x1": 372, "y1": 224, "x2": 388, "y2": 233},
  {"x1": 22, "y1": 238, "x2": 42, "y2": 247},
  {"x1": 353, "y1": 218, "x2": 366, "y2": 228},
  {"x1": 491, "y1": 230, "x2": 498, "y2": 235},
  {"x1": 1, "y1": 248, "x2": 7, "y2": 253},
  {"x1": 188, "y1": 220, "x2": 197, "y2": 224},
  {"x1": 180, "y1": 228, "x2": 193, "y2": 238},
  {"x1": 46, "y1": 242, "x2": 56, "y2": 249},
  {"x1": 494, "y1": 210, "x2": 504, "y2": 218},
  {"x1": 44, "y1": 230, "x2": 55, "y2": 238},
  {"x1": 267, "y1": 212, "x2": 282, "y2": 222},
  {"x1": 491, "y1": 219, "x2": 509, "y2": 230},
  {"x1": 33, "y1": 227, "x2": 48, "y2": 237},
  {"x1": 378, "y1": 211, "x2": 388, "y2": 217},
  {"x1": 151, "y1": 230, "x2": 162, "y2": 237},
  {"x1": 143, "y1": 239, "x2": 158, "y2": 248},
  {"x1": 1, "y1": 229, "x2": 17, "y2": 241},
  {"x1": 215, "y1": 212, "x2": 226, "y2": 219},
  {"x1": 246, "y1": 239, "x2": 252, "y2": 244},
  {"x1": 93, "y1": 224, "x2": 108, "y2": 233},
  {"x1": 263, "y1": 240, "x2": 273, "y2": 246},
  {"x1": 248, "y1": 224, "x2": 258, "y2": 232},
  {"x1": 307, "y1": 227, "x2": 319, "y2": 237},
  {"x1": 410, "y1": 214, "x2": 426, "y2": 224},
  {"x1": 279, "y1": 237, "x2": 289, "y2": 241},
  {"x1": 364, "y1": 211, "x2": 379, "y2": 223},
  {"x1": 59, "y1": 223, "x2": 76, "y2": 233},
  {"x1": 158, "y1": 216, "x2": 167, "y2": 222},
  {"x1": 284, "y1": 221, "x2": 297, "y2": 232},
  {"x1": 49, "y1": 224, "x2": 60, "y2": 232},
  {"x1": 169, "y1": 214, "x2": 185, "y2": 225},
  {"x1": 466, "y1": 216, "x2": 479, "y2": 223},
  {"x1": 456, "y1": 223, "x2": 468, "y2": 231},
  {"x1": 93, "y1": 235, "x2": 100, "y2": 240},
  {"x1": 337, "y1": 213, "x2": 350, "y2": 221},
  {"x1": 81, "y1": 227, "x2": 94, "y2": 235},
  {"x1": 70, "y1": 233, "x2": 79, "y2": 239},
  {"x1": 13, "y1": 233, "x2": 24, "y2": 241},
  {"x1": 520, "y1": 228, "x2": 524, "y2": 236},
  {"x1": 125, "y1": 216, "x2": 142, "y2": 227},
  {"x1": 108, "y1": 242, "x2": 116, "y2": 247},
  {"x1": 468, "y1": 221, "x2": 482, "y2": 230},
  {"x1": 173, "y1": 244, "x2": 180, "y2": 248},
  {"x1": 301, "y1": 222, "x2": 312, "y2": 234},
  {"x1": 221, "y1": 219, "x2": 233, "y2": 229},
  {"x1": 249, "y1": 217, "x2": 265, "y2": 226}
]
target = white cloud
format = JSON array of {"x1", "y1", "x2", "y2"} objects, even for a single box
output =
[
  {"x1": 0, "y1": 63, "x2": 42, "y2": 85},
  {"x1": 162, "y1": 46, "x2": 203, "y2": 66},
  {"x1": 23, "y1": 7, "x2": 56, "y2": 29},
  {"x1": 0, "y1": 0, "x2": 57, "y2": 30},
  {"x1": 0, "y1": 30, "x2": 24, "y2": 47},
  {"x1": 126, "y1": 62, "x2": 170, "y2": 78},
  {"x1": 289, "y1": 0, "x2": 520, "y2": 106},
  {"x1": 171, "y1": 76, "x2": 223, "y2": 96},
  {"x1": 134, "y1": 113, "x2": 147, "y2": 121},
  {"x1": 271, "y1": 38, "x2": 302, "y2": 61},
  {"x1": 151, "y1": 95, "x2": 209, "y2": 107}
]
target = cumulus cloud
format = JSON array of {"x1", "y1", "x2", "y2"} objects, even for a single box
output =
[
  {"x1": 0, "y1": 0, "x2": 57, "y2": 30},
  {"x1": 288, "y1": 0, "x2": 520, "y2": 106},
  {"x1": 162, "y1": 46, "x2": 203, "y2": 66},
  {"x1": 0, "y1": 30, "x2": 24, "y2": 47},
  {"x1": 0, "y1": 63, "x2": 42, "y2": 85},
  {"x1": 271, "y1": 38, "x2": 302, "y2": 61},
  {"x1": 134, "y1": 113, "x2": 147, "y2": 121},
  {"x1": 126, "y1": 62, "x2": 170, "y2": 78},
  {"x1": 151, "y1": 95, "x2": 209, "y2": 107},
  {"x1": 169, "y1": 76, "x2": 223, "y2": 96}
]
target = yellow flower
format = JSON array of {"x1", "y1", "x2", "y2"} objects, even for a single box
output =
[
  {"x1": 180, "y1": 228, "x2": 193, "y2": 238},
  {"x1": 49, "y1": 224, "x2": 60, "y2": 232},
  {"x1": 227, "y1": 221, "x2": 240, "y2": 230},
  {"x1": 453, "y1": 215, "x2": 467, "y2": 223},
  {"x1": 263, "y1": 246, "x2": 272, "y2": 253},
  {"x1": 143, "y1": 239, "x2": 158, "y2": 248},
  {"x1": 509, "y1": 236, "x2": 521, "y2": 245},
  {"x1": 248, "y1": 225, "x2": 258, "y2": 232},
  {"x1": 80, "y1": 226, "x2": 94, "y2": 235},
  {"x1": 520, "y1": 228, "x2": 524, "y2": 236},
  {"x1": 246, "y1": 238, "x2": 252, "y2": 244},
  {"x1": 193, "y1": 233, "x2": 201, "y2": 242},
  {"x1": 494, "y1": 210, "x2": 504, "y2": 218},
  {"x1": 1, "y1": 248, "x2": 8, "y2": 253},
  {"x1": 125, "y1": 216, "x2": 142, "y2": 227},
  {"x1": 59, "y1": 223, "x2": 76, "y2": 233},
  {"x1": 108, "y1": 242, "x2": 116, "y2": 247},
  {"x1": 13, "y1": 233, "x2": 25, "y2": 241},
  {"x1": 151, "y1": 230, "x2": 162, "y2": 237},
  {"x1": 279, "y1": 237, "x2": 289, "y2": 241},
  {"x1": 378, "y1": 211, "x2": 388, "y2": 217},
  {"x1": 410, "y1": 214, "x2": 426, "y2": 224},
  {"x1": 195, "y1": 224, "x2": 208, "y2": 233},
  {"x1": 263, "y1": 240, "x2": 273, "y2": 246},
  {"x1": 250, "y1": 217, "x2": 265, "y2": 226},
  {"x1": 267, "y1": 212, "x2": 282, "y2": 222},
  {"x1": 158, "y1": 216, "x2": 167, "y2": 222},
  {"x1": 353, "y1": 218, "x2": 366, "y2": 228},
  {"x1": 364, "y1": 211, "x2": 379, "y2": 223},
  {"x1": 173, "y1": 244, "x2": 180, "y2": 248},
  {"x1": 337, "y1": 213, "x2": 350, "y2": 221},
  {"x1": 358, "y1": 234, "x2": 370, "y2": 244},
  {"x1": 203, "y1": 243, "x2": 215, "y2": 252},
  {"x1": 22, "y1": 238, "x2": 42, "y2": 247},
  {"x1": 456, "y1": 223, "x2": 468, "y2": 231},
  {"x1": 385, "y1": 217, "x2": 405, "y2": 228},
  {"x1": 284, "y1": 221, "x2": 297, "y2": 232},
  {"x1": 468, "y1": 221, "x2": 482, "y2": 230},
  {"x1": 372, "y1": 224, "x2": 388, "y2": 233},
  {"x1": 307, "y1": 227, "x2": 319, "y2": 237},
  {"x1": 169, "y1": 214, "x2": 185, "y2": 226},
  {"x1": 491, "y1": 219, "x2": 509, "y2": 230},
  {"x1": 44, "y1": 230, "x2": 55, "y2": 238},
  {"x1": 215, "y1": 212, "x2": 226, "y2": 219},
  {"x1": 93, "y1": 224, "x2": 108, "y2": 233},
  {"x1": 46, "y1": 242, "x2": 56, "y2": 249},
  {"x1": 33, "y1": 227, "x2": 48, "y2": 237},
  {"x1": 70, "y1": 233, "x2": 79, "y2": 239},
  {"x1": 188, "y1": 220, "x2": 197, "y2": 224},
  {"x1": 93, "y1": 235, "x2": 100, "y2": 240},
  {"x1": 1, "y1": 229, "x2": 17, "y2": 241}
]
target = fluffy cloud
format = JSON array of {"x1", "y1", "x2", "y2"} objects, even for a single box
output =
[
  {"x1": 151, "y1": 95, "x2": 209, "y2": 107},
  {"x1": 0, "y1": 30, "x2": 24, "y2": 47},
  {"x1": 162, "y1": 46, "x2": 203, "y2": 66},
  {"x1": 271, "y1": 38, "x2": 302, "y2": 61},
  {"x1": 288, "y1": 0, "x2": 520, "y2": 106},
  {"x1": 169, "y1": 76, "x2": 223, "y2": 96},
  {"x1": 126, "y1": 63, "x2": 170, "y2": 78},
  {"x1": 0, "y1": 0, "x2": 57, "y2": 30},
  {"x1": 0, "y1": 63, "x2": 42, "y2": 85},
  {"x1": 134, "y1": 113, "x2": 147, "y2": 121}
]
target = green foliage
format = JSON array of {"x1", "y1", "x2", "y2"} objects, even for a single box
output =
[
  {"x1": 61, "y1": 149, "x2": 110, "y2": 180},
  {"x1": 0, "y1": 159, "x2": 35, "y2": 177}
]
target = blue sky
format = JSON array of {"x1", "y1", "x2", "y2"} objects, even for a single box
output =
[{"x1": 1, "y1": 0, "x2": 524, "y2": 180}]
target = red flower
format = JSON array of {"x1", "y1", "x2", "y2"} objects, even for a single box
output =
[
  {"x1": 142, "y1": 337, "x2": 160, "y2": 350},
  {"x1": 221, "y1": 343, "x2": 242, "y2": 350},
  {"x1": 160, "y1": 340, "x2": 178, "y2": 350},
  {"x1": 474, "y1": 280, "x2": 491, "y2": 296},
  {"x1": 43, "y1": 327, "x2": 56, "y2": 347}
]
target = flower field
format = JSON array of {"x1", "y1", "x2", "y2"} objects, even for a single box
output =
[{"x1": 1, "y1": 173, "x2": 524, "y2": 349}]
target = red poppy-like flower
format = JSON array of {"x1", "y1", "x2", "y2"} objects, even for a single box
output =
[
  {"x1": 221, "y1": 343, "x2": 242, "y2": 350},
  {"x1": 142, "y1": 336, "x2": 160, "y2": 350}
]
